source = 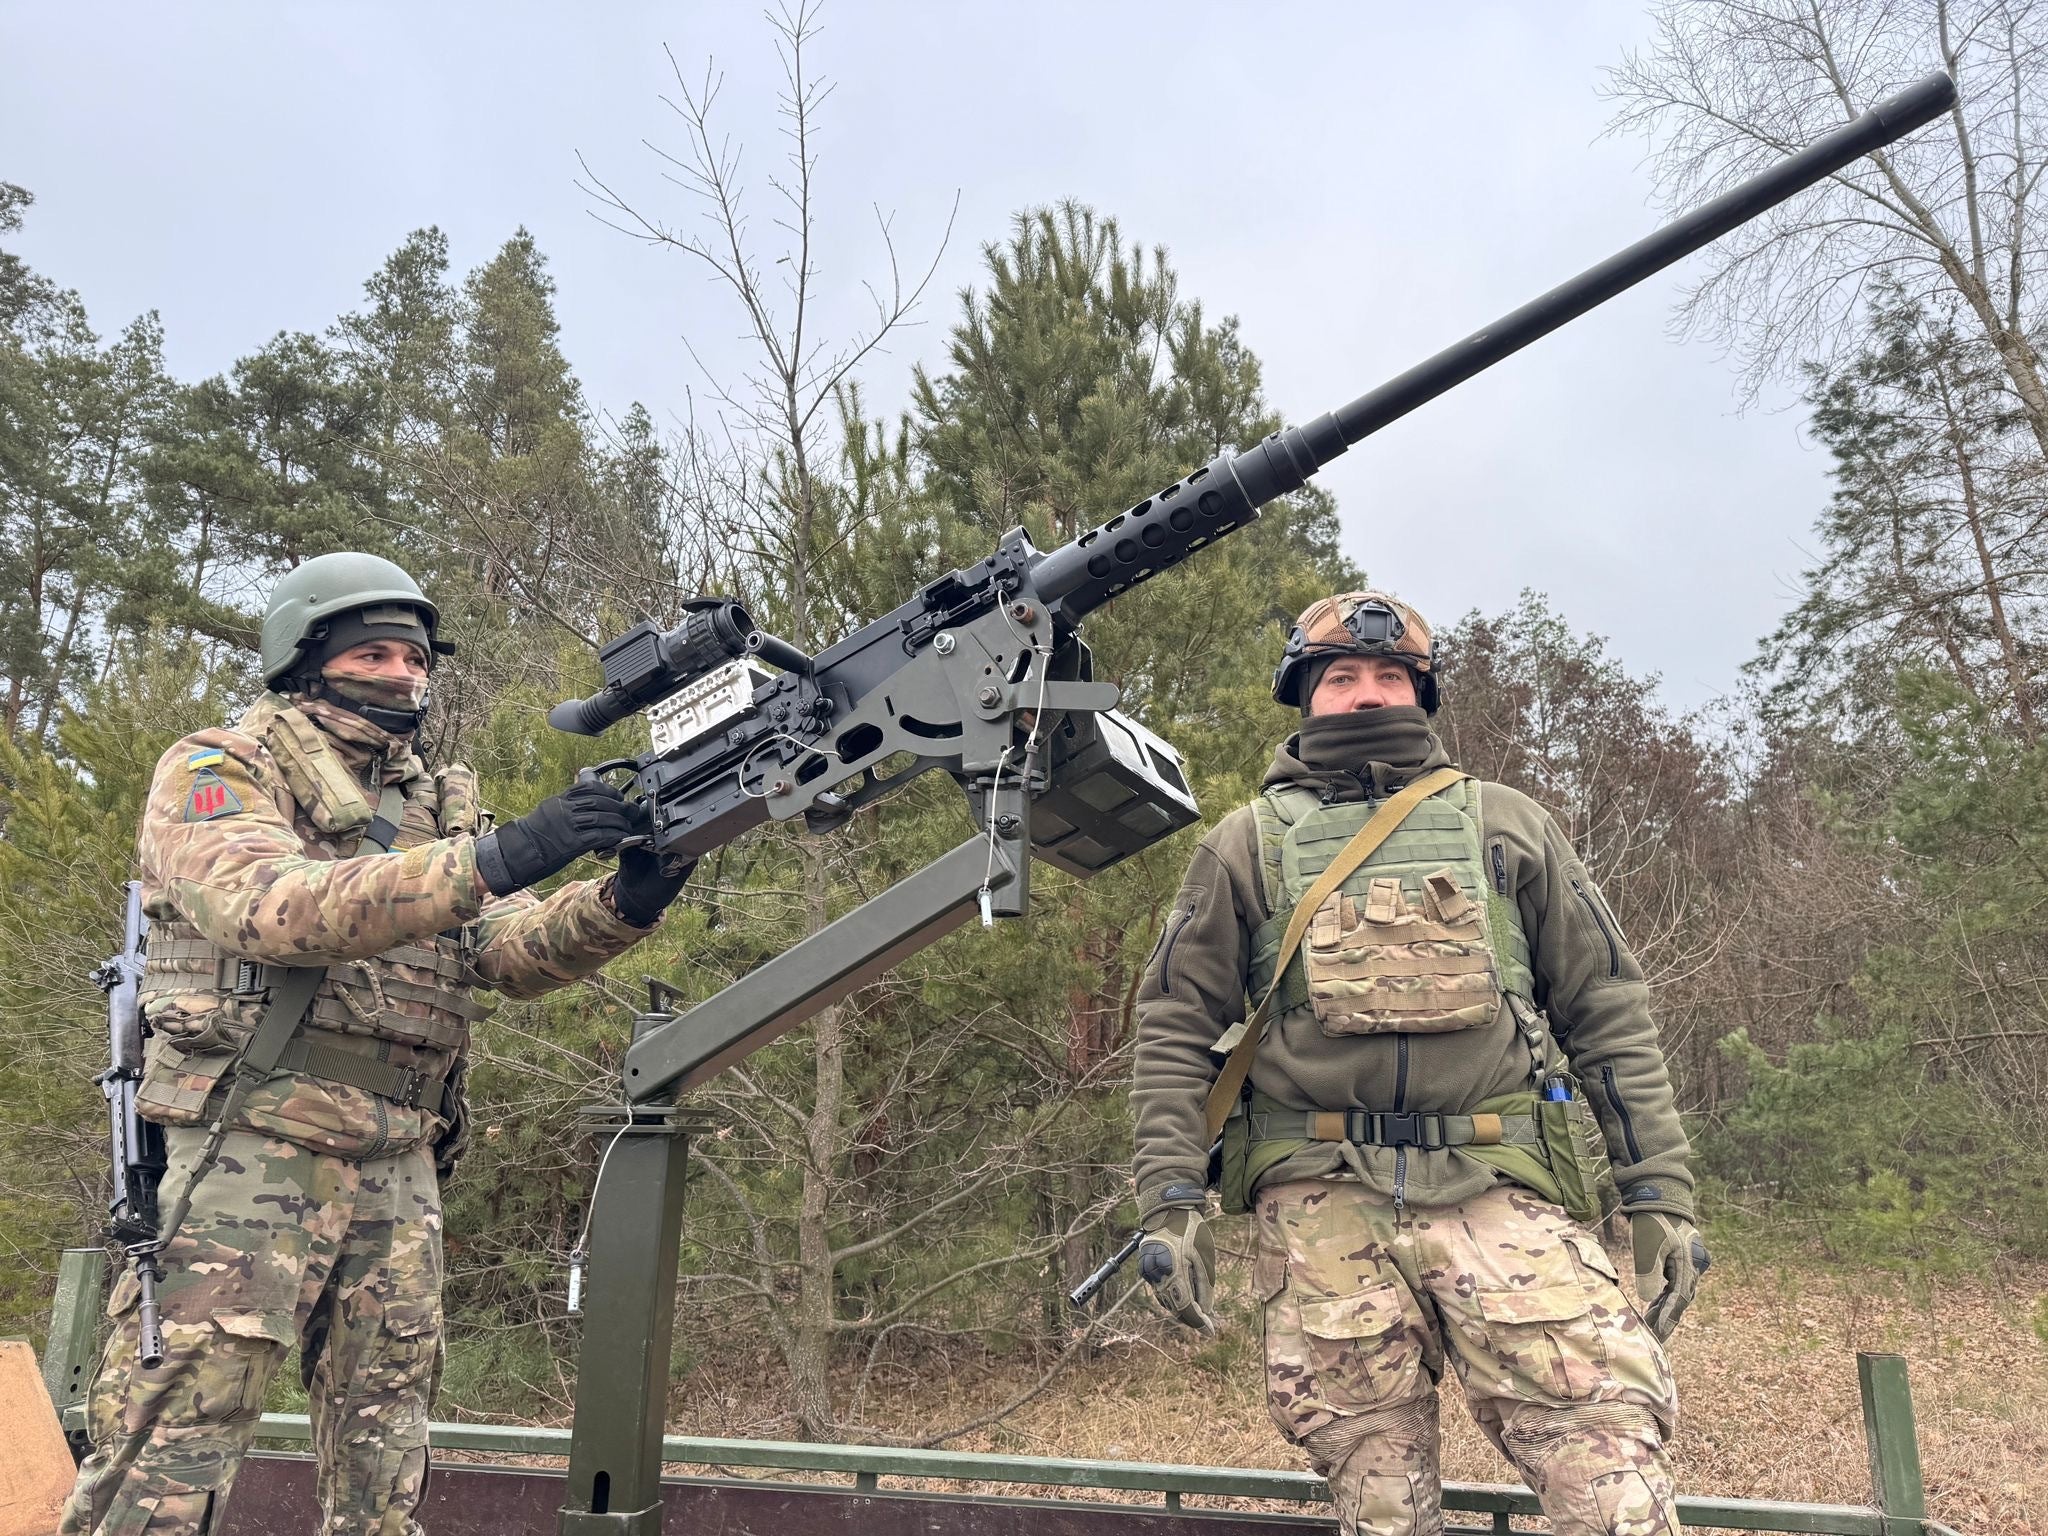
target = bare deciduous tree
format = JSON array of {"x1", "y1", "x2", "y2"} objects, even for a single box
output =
[{"x1": 1605, "y1": 0, "x2": 2048, "y2": 453}]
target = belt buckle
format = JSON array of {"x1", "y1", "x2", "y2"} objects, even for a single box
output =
[
  {"x1": 1381, "y1": 1111, "x2": 1433, "y2": 1148},
  {"x1": 393, "y1": 1067, "x2": 425, "y2": 1109}
]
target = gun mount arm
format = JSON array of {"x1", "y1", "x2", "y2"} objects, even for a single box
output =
[{"x1": 623, "y1": 831, "x2": 1024, "y2": 1101}]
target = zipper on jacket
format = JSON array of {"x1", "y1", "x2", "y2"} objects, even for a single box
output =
[
  {"x1": 1391, "y1": 1034, "x2": 1410, "y2": 1210},
  {"x1": 1489, "y1": 840, "x2": 1509, "y2": 895},
  {"x1": 1601, "y1": 1063, "x2": 1644, "y2": 1164},
  {"x1": 1155, "y1": 901, "x2": 1195, "y2": 996},
  {"x1": 1571, "y1": 877, "x2": 1620, "y2": 978}
]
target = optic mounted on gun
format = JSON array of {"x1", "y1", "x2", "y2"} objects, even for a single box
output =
[{"x1": 549, "y1": 597, "x2": 813, "y2": 742}]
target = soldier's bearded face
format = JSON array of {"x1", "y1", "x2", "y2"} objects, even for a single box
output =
[{"x1": 1309, "y1": 656, "x2": 1419, "y2": 715}]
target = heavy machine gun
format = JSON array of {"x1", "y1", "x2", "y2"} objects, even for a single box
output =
[{"x1": 551, "y1": 72, "x2": 1956, "y2": 1534}]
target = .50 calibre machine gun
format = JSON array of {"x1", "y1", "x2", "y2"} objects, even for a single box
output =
[{"x1": 550, "y1": 73, "x2": 1956, "y2": 1534}]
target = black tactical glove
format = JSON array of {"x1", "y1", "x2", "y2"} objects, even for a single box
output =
[
  {"x1": 608, "y1": 817, "x2": 695, "y2": 927},
  {"x1": 475, "y1": 779, "x2": 638, "y2": 896}
]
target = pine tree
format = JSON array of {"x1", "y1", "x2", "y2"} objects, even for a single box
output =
[
  {"x1": 1, "y1": 187, "x2": 172, "y2": 744},
  {"x1": 1759, "y1": 289, "x2": 2045, "y2": 742}
]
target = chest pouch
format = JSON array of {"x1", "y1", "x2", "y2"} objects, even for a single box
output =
[
  {"x1": 261, "y1": 705, "x2": 375, "y2": 838},
  {"x1": 1303, "y1": 865, "x2": 1500, "y2": 1036}
]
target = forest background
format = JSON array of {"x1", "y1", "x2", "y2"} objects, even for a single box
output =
[{"x1": 2, "y1": 0, "x2": 2046, "y2": 1512}]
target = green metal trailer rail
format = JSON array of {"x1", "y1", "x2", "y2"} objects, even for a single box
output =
[{"x1": 39, "y1": 1247, "x2": 1970, "y2": 1536}]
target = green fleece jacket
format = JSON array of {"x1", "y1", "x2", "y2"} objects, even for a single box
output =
[{"x1": 1131, "y1": 707, "x2": 1694, "y2": 1217}]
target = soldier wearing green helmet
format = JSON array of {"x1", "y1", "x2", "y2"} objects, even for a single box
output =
[
  {"x1": 63, "y1": 553, "x2": 691, "y2": 1536},
  {"x1": 1132, "y1": 589, "x2": 1708, "y2": 1536}
]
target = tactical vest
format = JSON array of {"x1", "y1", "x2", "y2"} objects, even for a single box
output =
[
  {"x1": 134, "y1": 696, "x2": 487, "y2": 1139},
  {"x1": 1223, "y1": 777, "x2": 1617, "y2": 1219},
  {"x1": 1248, "y1": 777, "x2": 1535, "y2": 1032}
]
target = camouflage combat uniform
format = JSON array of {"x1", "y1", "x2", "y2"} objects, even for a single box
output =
[
  {"x1": 1133, "y1": 708, "x2": 1692, "y2": 1536},
  {"x1": 64, "y1": 692, "x2": 659, "y2": 1536}
]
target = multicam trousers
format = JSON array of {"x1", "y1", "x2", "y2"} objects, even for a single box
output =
[
  {"x1": 1256, "y1": 1178, "x2": 1680, "y2": 1536},
  {"x1": 62, "y1": 1127, "x2": 444, "y2": 1536}
]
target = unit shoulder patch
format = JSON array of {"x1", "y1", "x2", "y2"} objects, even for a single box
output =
[{"x1": 185, "y1": 767, "x2": 244, "y2": 822}]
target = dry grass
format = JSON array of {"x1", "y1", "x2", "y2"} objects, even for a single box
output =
[{"x1": 665, "y1": 1245, "x2": 2048, "y2": 1535}]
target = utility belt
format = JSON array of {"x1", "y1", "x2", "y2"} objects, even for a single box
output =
[
  {"x1": 1217, "y1": 1082, "x2": 1612, "y2": 1223},
  {"x1": 1246, "y1": 1102, "x2": 1539, "y2": 1151},
  {"x1": 270, "y1": 1033, "x2": 449, "y2": 1116}
]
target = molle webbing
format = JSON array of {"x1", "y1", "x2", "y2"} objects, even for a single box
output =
[
  {"x1": 1203, "y1": 768, "x2": 1469, "y2": 1141},
  {"x1": 255, "y1": 695, "x2": 377, "y2": 836},
  {"x1": 1250, "y1": 776, "x2": 1535, "y2": 1012},
  {"x1": 141, "y1": 932, "x2": 482, "y2": 1052}
]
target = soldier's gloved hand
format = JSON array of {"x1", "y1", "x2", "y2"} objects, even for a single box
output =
[
  {"x1": 608, "y1": 807, "x2": 695, "y2": 926},
  {"x1": 1138, "y1": 1185, "x2": 1216, "y2": 1333},
  {"x1": 1626, "y1": 1188, "x2": 1709, "y2": 1341},
  {"x1": 475, "y1": 779, "x2": 638, "y2": 896}
]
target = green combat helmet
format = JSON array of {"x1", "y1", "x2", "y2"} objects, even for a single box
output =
[
  {"x1": 1272, "y1": 590, "x2": 1440, "y2": 713},
  {"x1": 259, "y1": 552, "x2": 448, "y2": 730}
]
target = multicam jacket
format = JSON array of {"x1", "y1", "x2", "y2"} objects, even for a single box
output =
[{"x1": 132, "y1": 692, "x2": 654, "y2": 1159}]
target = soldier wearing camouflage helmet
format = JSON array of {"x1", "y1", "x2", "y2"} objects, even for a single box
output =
[
  {"x1": 1131, "y1": 589, "x2": 1708, "y2": 1536},
  {"x1": 64, "y1": 553, "x2": 692, "y2": 1536}
]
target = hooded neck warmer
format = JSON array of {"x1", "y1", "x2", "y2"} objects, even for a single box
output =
[
  {"x1": 1294, "y1": 705, "x2": 1435, "y2": 776},
  {"x1": 291, "y1": 692, "x2": 421, "y2": 783},
  {"x1": 313, "y1": 660, "x2": 431, "y2": 737}
]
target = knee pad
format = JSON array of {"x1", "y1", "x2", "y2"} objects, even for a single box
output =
[
  {"x1": 1499, "y1": 1401, "x2": 1661, "y2": 1477},
  {"x1": 1303, "y1": 1395, "x2": 1438, "y2": 1476}
]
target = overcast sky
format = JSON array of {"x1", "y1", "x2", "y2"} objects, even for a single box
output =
[{"x1": 5, "y1": 1, "x2": 1836, "y2": 715}]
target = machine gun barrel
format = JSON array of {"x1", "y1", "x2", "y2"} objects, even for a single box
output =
[{"x1": 1032, "y1": 69, "x2": 1957, "y2": 627}]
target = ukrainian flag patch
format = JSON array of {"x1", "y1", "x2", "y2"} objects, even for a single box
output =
[{"x1": 186, "y1": 749, "x2": 226, "y2": 769}]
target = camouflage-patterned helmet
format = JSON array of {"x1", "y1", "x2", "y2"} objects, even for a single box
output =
[
  {"x1": 1272, "y1": 590, "x2": 1439, "y2": 713},
  {"x1": 259, "y1": 552, "x2": 442, "y2": 689}
]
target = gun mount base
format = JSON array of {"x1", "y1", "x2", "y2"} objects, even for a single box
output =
[{"x1": 558, "y1": 1094, "x2": 711, "y2": 1533}]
